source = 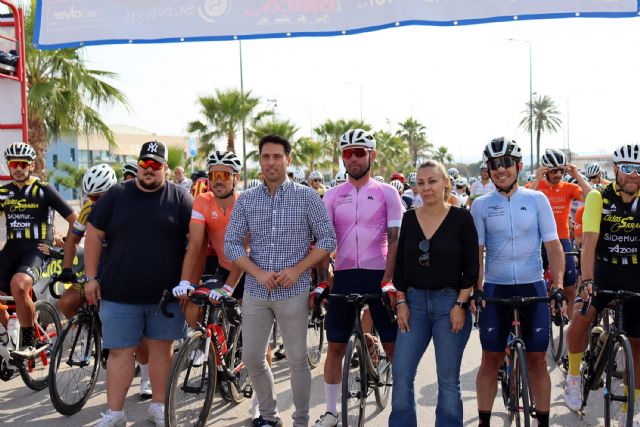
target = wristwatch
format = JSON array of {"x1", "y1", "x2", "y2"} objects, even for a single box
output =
[
  {"x1": 454, "y1": 300, "x2": 469, "y2": 310},
  {"x1": 85, "y1": 276, "x2": 99, "y2": 282}
]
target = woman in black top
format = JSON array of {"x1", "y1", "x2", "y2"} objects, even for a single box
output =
[{"x1": 389, "y1": 160, "x2": 479, "y2": 427}]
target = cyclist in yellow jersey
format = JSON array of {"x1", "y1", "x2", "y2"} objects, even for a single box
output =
[
  {"x1": 564, "y1": 144, "x2": 640, "y2": 426},
  {"x1": 0, "y1": 142, "x2": 77, "y2": 358},
  {"x1": 58, "y1": 164, "x2": 117, "y2": 319}
]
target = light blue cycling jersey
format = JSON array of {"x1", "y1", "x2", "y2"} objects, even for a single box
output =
[{"x1": 471, "y1": 187, "x2": 558, "y2": 285}]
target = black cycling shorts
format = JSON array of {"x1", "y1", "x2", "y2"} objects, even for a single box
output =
[
  {"x1": 575, "y1": 262, "x2": 640, "y2": 338},
  {"x1": 0, "y1": 240, "x2": 48, "y2": 293}
]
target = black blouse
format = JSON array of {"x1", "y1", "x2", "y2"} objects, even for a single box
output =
[{"x1": 393, "y1": 206, "x2": 479, "y2": 292}]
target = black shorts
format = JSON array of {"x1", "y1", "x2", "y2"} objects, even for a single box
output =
[
  {"x1": 576, "y1": 262, "x2": 640, "y2": 338},
  {"x1": 0, "y1": 240, "x2": 47, "y2": 293},
  {"x1": 201, "y1": 266, "x2": 245, "y2": 300},
  {"x1": 326, "y1": 269, "x2": 397, "y2": 344}
]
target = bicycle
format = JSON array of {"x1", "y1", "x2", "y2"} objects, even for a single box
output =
[
  {"x1": 475, "y1": 294, "x2": 553, "y2": 427},
  {"x1": 332, "y1": 293, "x2": 393, "y2": 427},
  {"x1": 46, "y1": 274, "x2": 104, "y2": 415},
  {"x1": 161, "y1": 288, "x2": 251, "y2": 427},
  {"x1": 307, "y1": 302, "x2": 325, "y2": 369},
  {"x1": 578, "y1": 288, "x2": 640, "y2": 427},
  {"x1": 545, "y1": 250, "x2": 578, "y2": 364},
  {"x1": 0, "y1": 292, "x2": 60, "y2": 391}
]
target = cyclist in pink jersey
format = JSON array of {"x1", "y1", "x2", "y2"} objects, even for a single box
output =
[{"x1": 311, "y1": 129, "x2": 403, "y2": 427}]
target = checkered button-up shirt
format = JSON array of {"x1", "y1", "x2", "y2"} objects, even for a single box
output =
[{"x1": 225, "y1": 179, "x2": 336, "y2": 301}]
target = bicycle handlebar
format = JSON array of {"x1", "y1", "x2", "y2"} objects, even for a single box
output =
[
  {"x1": 580, "y1": 288, "x2": 640, "y2": 316},
  {"x1": 473, "y1": 295, "x2": 551, "y2": 328},
  {"x1": 156, "y1": 289, "x2": 175, "y2": 319},
  {"x1": 330, "y1": 293, "x2": 396, "y2": 323},
  {"x1": 46, "y1": 274, "x2": 87, "y2": 299}
]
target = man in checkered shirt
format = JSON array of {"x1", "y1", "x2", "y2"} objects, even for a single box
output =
[{"x1": 225, "y1": 134, "x2": 336, "y2": 427}]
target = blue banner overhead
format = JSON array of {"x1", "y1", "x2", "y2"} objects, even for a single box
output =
[{"x1": 34, "y1": 0, "x2": 639, "y2": 49}]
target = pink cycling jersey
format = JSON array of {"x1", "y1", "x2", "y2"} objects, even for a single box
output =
[{"x1": 323, "y1": 179, "x2": 404, "y2": 271}]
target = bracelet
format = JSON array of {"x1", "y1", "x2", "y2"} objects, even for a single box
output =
[{"x1": 395, "y1": 300, "x2": 407, "y2": 306}]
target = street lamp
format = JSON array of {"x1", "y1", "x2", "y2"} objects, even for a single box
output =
[
  {"x1": 267, "y1": 98, "x2": 278, "y2": 119},
  {"x1": 508, "y1": 38, "x2": 534, "y2": 174},
  {"x1": 346, "y1": 82, "x2": 363, "y2": 123}
]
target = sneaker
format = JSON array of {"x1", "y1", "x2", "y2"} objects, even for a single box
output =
[
  {"x1": 140, "y1": 380, "x2": 152, "y2": 399},
  {"x1": 313, "y1": 412, "x2": 338, "y2": 427},
  {"x1": 564, "y1": 374, "x2": 582, "y2": 412},
  {"x1": 96, "y1": 409, "x2": 126, "y2": 427},
  {"x1": 252, "y1": 416, "x2": 283, "y2": 427},
  {"x1": 11, "y1": 326, "x2": 38, "y2": 359},
  {"x1": 189, "y1": 349, "x2": 206, "y2": 367},
  {"x1": 147, "y1": 403, "x2": 164, "y2": 425},
  {"x1": 618, "y1": 412, "x2": 640, "y2": 427}
]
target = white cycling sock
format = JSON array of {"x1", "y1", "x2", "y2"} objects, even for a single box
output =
[
  {"x1": 252, "y1": 394, "x2": 260, "y2": 419},
  {"x1": 150, "y1": 402, "x2": 163, "y2": 411},
  {"x1": 140, "y1": 363, "x2": 149, "y2": 382},
  {"x1": 108, "y1": 409, "x2": 124, "y2": 417},
  {"x1": 324, "y1": 382, "x2": 340, "y2": 416}
]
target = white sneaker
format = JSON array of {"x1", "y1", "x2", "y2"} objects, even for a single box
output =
[
  {"x1": 147, "y1": 403, "x2": 164, "y2": 425},
  {"x1": 189, "y1": 349, "x2": 206, "y2": 367},
  {"x1": 96, "y1": 409, "x2": 126, "y2": 427},
  {"x1": 140, "y1": 380, "x2": 152, "y2": 398},
  {"x1": 313, "y1": 412, "x2": 338, "y2": 427},
  {"x1": 618, "y1": 412, "x2": 640, "y2": 427},
  {"x1": 563, "y1": 374, "x2": 582, "y2": 412}
]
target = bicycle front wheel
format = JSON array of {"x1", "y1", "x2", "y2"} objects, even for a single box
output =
[
  {"x1": 48, "y1": 314, "x2": 101, "y2": 415},
  {"x1": 19, "y1": 301, "x2": 61, "y2": 391},
  {"x1": 342, "y1": 334, "x2": 366, "y2": 427},
  {"x1": 166, "y1": 331, "x2": 216, "y2": 427},
  {"x1": 510, "y1": 342, "x2": 531, "y2": 427},
  {"x1": 220, "y1": 324, "x2": 250, "y2": 404},
  {"x1": 307, "y1": 311, "x2": 324, "y2": 369},
  {"x1": 604, "y1": 334, "x2": 634, "y2": 427},
  {"x1": 549, "y1": 313, "x2": 565, "y2": 363},
  {"x1": 372, "y1": 330, "x2": 392, "y2": 410}
]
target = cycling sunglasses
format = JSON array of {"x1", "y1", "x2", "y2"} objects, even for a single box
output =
[
  {"x1": 618, "y1": 163, "x2": 640, "y2": 175},
  {"x1": 7, "y1": 160, "x2": 31, "y2": 169},
  {"x1": 342, "y1": 147, "x2": 370, "y2": 160},
  {"x1": 548, "y1": 168, "x2": 565, "y2": 175},
  {"x1": 208, "y1": 170, "x2": 234, "y2": 181},
  {"x1": 312, "y1": 179, "x2": 321, "y2": 182},
  {"x1": 418, "y1": 239, "x2": 430, "y2": 267},
  {"x1": 138, "y1": 159, "x2": 164, "y2": 171},
  {"x1": 487, "y1": 157, "x2": 517, "y2": 171}
]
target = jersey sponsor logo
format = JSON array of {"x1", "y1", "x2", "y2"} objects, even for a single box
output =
[
  {"x1": 210, "y1": 209, "x2": 219, "y2": 218},
  {"x1": 487, "y1": 205, "x2": 505, "y2": 218},
  {"x1": 535, "y1": 327, "x2": 544, "y2": 333},
  {"x1": 5, "y1": 213, "x2": 33, "y2": 220},
  {"x1": 607, "y1": 244, "x2": 638, "y2": 255},
  {"x1": 336, "y1": 193, "x2": 353, "y2": 206},
  {"x1": 602, "y1": 214, "x2": 640, "y2": 233},
  {"x1": 603, "y1": 233, "x2": 639, "y2": 243},
  {"x1": 2, "y1": 198, "x2": 39, "y2": 212},
  {"x1": 9, "y1": 219, "x2": 30, "y2": 229},
  {"x1": 486, "y1": 327, "x2": 495, "y2": 332},
  {"x1": 521, "y1": 206, "x2": 527, "y2": 211},
  {"x1": 367, "y1": 196, "x2": 374, "y2": 200}
]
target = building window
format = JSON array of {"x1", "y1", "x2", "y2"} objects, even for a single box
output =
[
  {"x1": 72, "y1": 188, "x2": 78, "y2": 200},
  {"x1": 70, "y1": 148, "x2": 76, "y2": 162},
  {"x1": 52, "y1": 154, "x2": 58, "y2": 168}
]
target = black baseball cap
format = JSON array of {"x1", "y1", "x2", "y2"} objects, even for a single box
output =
[{"x1": 139, "y1": 140, "x2": 168, "y2": 164}]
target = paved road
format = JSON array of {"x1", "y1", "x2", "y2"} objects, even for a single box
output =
[{"x1": 0, "y1": 326, "x2": 612, "y2": 426}]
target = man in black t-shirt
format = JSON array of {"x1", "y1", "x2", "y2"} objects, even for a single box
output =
[
  {"x1": 0, "y1": 142, "x2": 76, "y2": 358},
  {"x1": 84, "y1": 141, "x2": 192, "y2": 427}
]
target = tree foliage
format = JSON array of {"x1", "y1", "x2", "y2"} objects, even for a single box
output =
[{"x1": 519, "y1": 94, "x2": 562, "y2": 169}]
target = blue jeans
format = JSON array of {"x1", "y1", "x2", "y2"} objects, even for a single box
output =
[{"x1": 389, "y1": 287, "x2": 471, "y2": 427}]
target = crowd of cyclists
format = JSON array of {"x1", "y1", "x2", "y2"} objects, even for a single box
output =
[{"x1": 0, "y1": 129, "x2": 639, "y2": 426}]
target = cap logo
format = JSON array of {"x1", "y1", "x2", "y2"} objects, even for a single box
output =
[{"x1": 148, "y1": 142, "x2": 159, "y2": 153}]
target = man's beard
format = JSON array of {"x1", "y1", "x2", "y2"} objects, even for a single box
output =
[{"x1": 138, "y1": 177, "x2": 163, "y2": 191}]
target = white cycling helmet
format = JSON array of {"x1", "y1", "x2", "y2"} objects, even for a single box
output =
[
  {"x1": 292, "y1": 168, "x2": 306, "y2": 183},
  {"x1": 373, "y1": 175, "x2": 385, "y2": 183},
  {"x1": 335, "y1": 171, "x2": 348, "y2": 183},
  {"x1": 468, "y1": 177, "x2": 478, "y2": 185},
  {"x1": 447, "y1": 168, "x2": 459, "y2": 178},
  {"x1": 613, "y1": 144, "x2": 640, "y2": 164},
  {"x1": 483, "y1": 137, "x2": 522, "y2": 162},
  {"x1": 245, "y1": 178, "x2": 261, "y2": 190},
  {"x1": 454, "y1": 177, "x2": 468, "y2": 187},
  {"x1": 309, "y1": 170, "x2": 323, "y2": 181},
  {"x1": 390, "y1": 179, "x2": 403, "y2": 192},
  {"x1": 4, "y1": 142, "x2": 35, "y2": 161},
  {"x1": 584, "y1": 163, "x2": 601, "y2": 178},
  {"x1": 330, "y1": 179, "x2": 336, "y2": 187},
  {"x1": 206, "y1": 150, "x2": 241, "y2": 173},
  {"x1": 407, "y1": 172, "x2": 417, "y2": 185},
  {"x1": 83, "y1": 163, "x2": 117, "y2": 195},
  {"x1": 541, "y1": 149, "x2": 567, "y2": 168},
  {"x1": 339, "y1": 128, "x2": 376, "y2": 151},
  {"x1": 122, "y1": 161, "x2": 137, "y2": 177},
  {"x1": 480, "y1": 163, "x2": 488, "y2": 170}
]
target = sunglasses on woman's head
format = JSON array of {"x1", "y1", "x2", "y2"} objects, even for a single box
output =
[{"x1": 418, "y1": 239, "x2": 430, "y2": 267}]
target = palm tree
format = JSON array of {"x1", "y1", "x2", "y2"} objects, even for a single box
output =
[
  {"x1": 519, "y1": 94, "x2": 562, "y2": 169},
  {"x1": 396, "y1": 117, "x2": 432, "y2": 166},
  {"x1": 24, "y1": 1, "x2": 128, "y2": 178},
  {"x1": 373, "y1": 131, "x2": 412, "y2": 178},
  {"x1": 290, "y1": 137, "x2": 331, "y2": 173},
  {"x1": 187, "y1": 88, "x2": 260, "y2": 155},
  {"x1": 432, "y1": 146, "x2": 454, "y2": 165},
  {"x1": 246, "y1": 119, "x2": 299, "y2": 162},
  {"x1": 167, "y1": 145, "x2": 186, "y2": 170},
  {"x1": 314, "y1": 119, "x2": 371, "y2": 175}
]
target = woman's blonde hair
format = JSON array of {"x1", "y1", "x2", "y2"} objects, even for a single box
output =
[{"x1": 416, "y1": 160, "x2": 452, "y2": 202}]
